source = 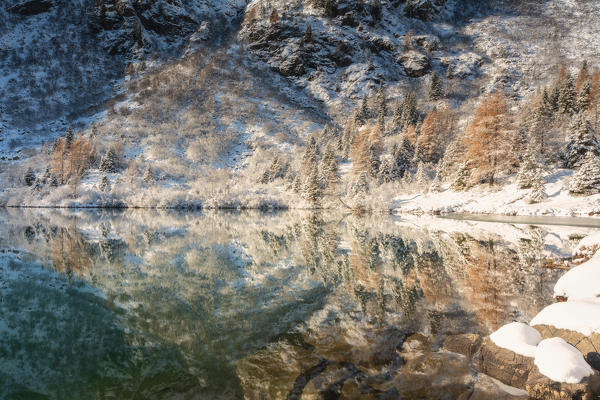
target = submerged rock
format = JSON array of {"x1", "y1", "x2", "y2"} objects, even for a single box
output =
[{"x1": 7, "y1": 0, "x2": 53, "y2": 15}]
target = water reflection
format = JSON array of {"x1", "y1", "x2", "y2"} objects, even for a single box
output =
[{"x1": 0, "y1": 209, "x2": 594, "y2": 399}]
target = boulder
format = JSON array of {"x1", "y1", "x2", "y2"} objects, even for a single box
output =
[
  {"x1": 533, "y1": 324, "x2": 600, "y2": 371},
  {"x1": 477, "y1": 338, "x2": 535, "y2": 388},
  {"x1": 525, "y1": 366, "x2": 600, "y2": 400},
  {"x1": 444, "y1": 333, "x2": 483, "y2": 359},
  {"x1": 7, "y1": 0, "x2": 53, "y2": 15},
  {"x1": 398, "y1": 50, "x2": 431, "y2": 78}
]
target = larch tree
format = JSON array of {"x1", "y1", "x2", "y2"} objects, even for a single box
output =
[
  {"x1": 419, "y1": 105, "x2": 453, "y2": 163},
  {"x1": 464, "y1": 91, "x2": 515, "y2": 186},
  {"x1": 351, "y1": 124, "x2": 382, "y2": 177}
]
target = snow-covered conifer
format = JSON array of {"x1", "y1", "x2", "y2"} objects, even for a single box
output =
[
  {"x1": 99, "y1": 148, "x2": 117, "y2": 172},
  {"x1": 569, "y1": 151, "x2": 600, "y2": 195},
  {"x1": 355, "y1": 94, "x2": 370, "y2": 125},
  {"x1": 577, "y1": 80, "x2": 591, "y2": 112},
  {"x1": 304, "y1": 167, "x2": 322, "y2": 206},
  {"x1": 414, "y1": 162, "x2": 428, "y2": 189},
  {"x1": 563, "y1": 113, "x2": 600, "y2": 168},
  {"x1": 143, "y1": 165, "x2": 154, "y2": 184},
  {"x1": 24, "y1": 167, "x2": 36, "y2": 186},
  {"x1": 517, "y1": 145, "x2": 539, "y2": 189},
  {"x1": 99, "y1": 174, "x2": 111, "y2": 192},
  {"x1": 428, "y1": 72, "x2": 444, "y2": 101},
  {"x1": 559, "y1": 74, "x2": 577, "y2": 115},
  {"x1": 528, "y1": 170, "x2": 547, "y2": 203},
  {"x1": 65, "y1": 126, "x2": 73, "y2": 148},
  {"x1": 451, "y1": 162, "x2": 470, "y2": 191}
]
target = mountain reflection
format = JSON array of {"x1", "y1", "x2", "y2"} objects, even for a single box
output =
[{"x1": 0, "y1": 209, "x2": 589, "y2": 399}]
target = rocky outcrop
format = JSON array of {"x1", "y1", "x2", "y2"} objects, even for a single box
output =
[
  {"x1": 534, "y1": 324, "x2": 600, "y2": 371},
  {"x1": 405, "y1": 0, "x2": 448, "y2": 21},
  {"x1": 444, "y1": 333, "x2": 483, "y2": 359},
  {"x1": 398, "y1": 50, "x2": 431, "y2": 77},
  {"x1": 7, "y1": 0, "x2": 53, "y2": 15},
  {"x1": 477, "y1": 338, "x2": 535, "y2": 388},
  {"x1": 526, "y1": 367, "x2": 600, "y2": 400}
]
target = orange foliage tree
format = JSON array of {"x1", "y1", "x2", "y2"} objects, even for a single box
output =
[
  {"x1": 51, "y1": 135, "x2": 94, "y2": 185},
  {"x1": 351, "y1": 124, "x2": 382, "y2": 176},
  {"x1": 464, "y1": 91, "x2": 515, "y2": 186},
  {"x1": 419, "y1": 104, "x2": 454, "y2": 163}
]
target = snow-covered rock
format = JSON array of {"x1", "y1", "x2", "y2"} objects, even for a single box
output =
[
  {"x1": 490, "y1": 322, "x2": 541, "y2": 358},
  {"x1": 533, "y1": 338, "x2": 594, "y2": 384},
  {"x1": 573, "y1": 233, "x2": 600, "y2": 263},
  {"x1": 554, "y1": 253, "x2": 600, "y2": 301},
  {"x1": 530, "y1": 301, "x2": 600, "y2": 337}
]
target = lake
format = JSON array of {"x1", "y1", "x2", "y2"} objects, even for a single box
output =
[{"x1": 0, "y1": 209, "x2": 596, "y2": 399}]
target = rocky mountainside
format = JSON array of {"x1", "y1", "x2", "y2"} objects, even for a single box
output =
[{"x1": 1, "y1": 0, "x2": 600, "y2": 210}]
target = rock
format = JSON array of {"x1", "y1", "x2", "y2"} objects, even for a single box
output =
[
  {"x1": 405, "y1": 0, "x2": 447, "y2": 21},
  {"x1": 533, "y1": 324, "x2": 600, "y2": 371},
  {"x1": 444, "y1": 333, "x2": 483, "y2": 359},
  {"x1": 7, "y1": 0, "x2": 53, "y2": 15},
  {"x1": 525, "y1": 366, "x2": 600, "y2": 400},
  {"x1": 276, "y1": 45, "x2": 306, "y2": 77},
  {"x1": 236, "y1": 342, "x2": 321, "y2": 400},
  {"x1": 477, "y1": 338, "x2": 535, "y2": 389},
  {"x1": 398, "y1": 51, "x2": 431, "y2": 78},
  {"x1": 470, "y1": 373, "x2": 529, "y2": 399}
]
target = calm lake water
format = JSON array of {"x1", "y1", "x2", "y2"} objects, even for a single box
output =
[{"x1": 0, "y1": 209, "x2": 597, "y2": 399}]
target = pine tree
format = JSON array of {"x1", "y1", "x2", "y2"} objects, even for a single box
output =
[
  {"x1": 429, "y1": 171, "x2": 442, "y2": 193},
  {"x1": 355, "y1": 94, "x2": 370, "y2": 125},
  {"x1": 99, "y1": 174, "x2": 111, "y2": 192},
  {"x1": 446, "y1": 64, "x2": 454, "y2": 79},
  {"x1": 577, "y1": 80, "x2": 591, "y2": 113},
  {"x1": 321, "y1": 144, "x2": 339, "y2": 188},
  {"x1": 451, "y1": 162, "x2": 470, "y2": 191},
  {"x1": 292, "y1": 175, "x2": 302, "y2": 193},
  {"x1": 259, "y1": 169, "x2": 270, "y2": 184},
  {"x1": 304, "y1": 166, "x2": 322, "y2": 207},
  {"x1": 517, "y1": 145, "x2": 539, "y2": 189},
  {"x1": 24, "y1": 167, "x2": 36, "y2": 186},
  {"x1": 569, "y1": 151, "x2": 600, "y2": 195},
  {"x1": 302, "y1": 135, "x2": 320, "y2": 173},
  {"x1": 414, "y1": 162, "x2": 428, "y2": 189},
  {"x1": 528, "y1": 170, "x2": 547, "y2": 203},
  {"x1": 563, "y1": 113, "x2": 600, "y2": 168},
  {"x1": 50, "y1": 173, "x2": 59, "y2": 187},
  {"x1": 378, "y1": 158, "x2": 393, "y2": 183},
  {"x1": 269, "y1": 154, "x2": 285, "y2": 180},
  {"x1": 576, "y1": 60, "x2": 590, "y2": 92},
  {"x1": 559, "y1": 73, "x2": 577, "y2": 115},
  {"x1": 392, "y1": 136, "x2": 413, "y2": 179},
  {"x1": 428, "y1": 72, "x2": 444, "y2": 101},
  {"x1": 143, "y1": 165, "x2": 154, "y2": 184},
  {"x1": 352, "y1": 171, "x2": 370, "y2": 197},
  {"x1": 99, "y1": 148, "x2": 117, "y2": 172},
  {"x1": 303, "y1": 24, "x2": 313, "y2": 43},
  {"x1": 368, "y1": 142, "x2": 380, "y2": 177},
  {"x1": 398, "y1": 92, "x2": 418, "y2": 132},
  {"x1": 65, "y1": 126, "x2": 73, "y2": 148}
]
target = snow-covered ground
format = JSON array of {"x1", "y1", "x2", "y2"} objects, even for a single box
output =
[{"x1": 391, "y1": 170, "x2": 600, "y2": 217}]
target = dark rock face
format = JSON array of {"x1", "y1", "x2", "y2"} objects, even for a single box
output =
[
  {"x1": 477, "y1": 338, "x2": 535, "y2": 389},
  {"x1": 7, "y1": 0, "x2": 53, "y2": 15},
  {"x1": 534, "y1": 324, "x2": 600, "y2": 371},
  {"x1": 405, "y1": 0, "x2": 447, "y2": 21},
  {"x1": 526, "y1": 367, "x2": 600, "y2": 400},
  {"x1": 398, "y1": 50, "x2": 431, "y2": 77},
  {"x1": 444, "y1": 333, "x2": 483, "y2": 359}
]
